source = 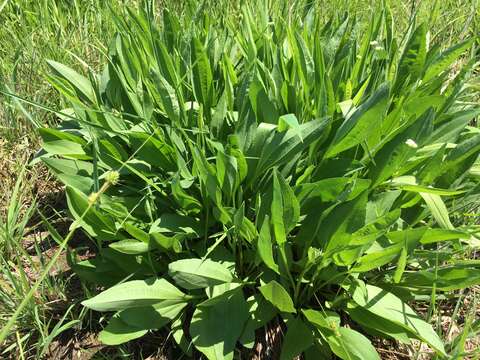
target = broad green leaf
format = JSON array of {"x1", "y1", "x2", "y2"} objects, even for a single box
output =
[
  {"x1": 257, "y1": 169, "x2": 300, "y2": 243},
  {"x1": 171, "y1": 175, "x2": 202, "y2": 214},
  {"x1": 216, "y1": 149, "x2": 238, "y2": 196},
  {"x1": 239, "y1": 294, "x2": 277, "y2": 348},
  {"x1": 349, "y1": 283, "x2": 446, "y2": 355},
  {"x1": 289, "y1": 30, "x2": 314, "y2": 91},
  {"x1": 151, "y1": 70, "x2": 180, "y2": 124},
  {"x1": 258, "y1": 280, "x2": 296, "y2": 313},
  {"x1": 369, "y1": 111, "x2": 432, "y2": 187},
  {"x1": 42, "y1": 157, "x2": 93, "y2": 193},
  {"x1": 98, "y1": 137, "x2": 128, "y2": 168},
  {"x1": 321, "y1": 191, "x2": 368, "y2": 257},
  {"x1": 325, "y1": 84, "x2": 389, "y2": 158},
  {"x1": 347, "y1": 302, "x2": 411, "y2": 343},
  {"x1": 303, "y1": 309, "x2": 378, "y2": 360},
  {"x1": 128, "y1": 132, "x2": 176, "y2": 171},
  {"x1": 191, "y1": 37, "x2": 213, "y2": 110},
  {"x1": 168, "y1": 258, "x2": 234, "y2": 290},
  {"x1": 403, "y1": 95, "x2": 444, "y2": 117},
  {"x1": 278, "y1": 114, "x2": 302, "y2": 141},
  {"x1": 271, "y1": 169, "x2": 300, "y2": 243},
  {"x1": 172, "y1": 315, "x2": 193, "y2": 356},
  {"x1": 200, "y1": 283, "x2": 243, "y2": 307},
  {"x1": 398, "y1": 266, "x2": 480, "y2": 291},
  {"x1": 394, "y1": 24, "x2": 427, "y2": 92},
  {"x1": 118, "y1": 301, "x2": 187, "y2": 330},
  {"x1": 123, "y1": 223, "x2": 150, "y2": 243},
  {"x1": 249, "y1": 77, "x2": 279, "y2": 124},
  {"x1": 331, "y1": 327, "x2": 380, "y2": 360},
  {"x1": 151, "y1": 213, "x2": 202, "y2": 236},
  {"x1": 393, "y1": 246, "x2": 408, "y2": 283},
  {"x1": 47, "y1": 60, "x2": 95, "y2": 102},
  {"x1": 254, "y1": 117, "x2": 330, "y2": 178},
  {"x1": 296, "y1": 178, "x2": 370, "y2": 212},
  {"x1": 351, "y1": 245, "x2": 402, "y2": 273},
  {"x1": 66, "y1": 186, "x2": 116, "y2": 239},
  {"x1": 190, "y1": 287, "x2": 249, "y2": 360},
  {"x1": 424, "y1": 109, "x2": 480, "y2": 145},
  {"x1": 39, "y1": 128, "x2": 88, "y2": 159},
  {"x1": 437, "y1": 134, "x2": 480, "y2": 186},
  {"x1": 256, "y1": 216, "x2": 279, "y2": 273},
  {"x1": 98, "y1": 316, "x2": 147, "y2": 345},
  {"x1": 280, "y1": 317, "x2": 314, "y2": 360},
  {"x1": 82, "y1": 278, "x2": 186, "y2": 311},
  {"x1": 302, "y1": 309, "x2": 340, "y2": 330}
]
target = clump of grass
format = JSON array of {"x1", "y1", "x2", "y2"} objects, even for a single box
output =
[
  {"x1": 0, "y1": 0, "x2": 138, "y2": 142},
  {"x1": 0, "y1": 166, "x2": 82, "y2": 359}
]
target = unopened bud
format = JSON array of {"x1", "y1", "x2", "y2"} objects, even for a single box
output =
[
  {"x1": 88, "y1": 192, "x2": 100, "y2": 205},
  {"x1": 105, "y1": 170, "x2": 120, "y2": 185}
]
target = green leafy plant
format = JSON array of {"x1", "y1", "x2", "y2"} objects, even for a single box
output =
[{"x1": 39, "y1": 2, "x2": 480, "y2": 359}]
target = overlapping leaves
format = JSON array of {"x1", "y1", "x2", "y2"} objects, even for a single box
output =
[{"x1": 41, "y1": 2, "x2": 479, "y2": 359}]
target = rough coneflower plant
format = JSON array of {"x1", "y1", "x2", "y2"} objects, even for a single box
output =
[{"x1": 40, "y1": 1, "x2": 480, "y2": 359}]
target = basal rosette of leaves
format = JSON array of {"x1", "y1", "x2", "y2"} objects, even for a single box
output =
[{"x1": 39, "y1": 2, "x2": 480, "y2": 359}]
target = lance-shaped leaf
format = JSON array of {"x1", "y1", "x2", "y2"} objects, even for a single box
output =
[
  {"x1": 168, "y1": 258, "x2": 234, "y2": 290},
  {"x1": 303, "y1": 309, "x2": 380, "y2": 360},
  {"x1": 394, "y1": 24, "x2": 427, "y2": 92},
  {"x1": 191, "y1": 37, "x2": 213, "y2": 110},
  {"x1": 325, "y1": 84, "x2": 389, "y2": 158},
  {"x1": 348, "y1": 283, "x2": 446, "y2": 356},
  {"x1": 190, "y1": 287, "x2": 249, "y2": 360},
  {"x1": 257, "y1": 169, "x2": 300, "y2": 244},
  {"x1": 256, "y1": 216, "x2": 279, "y2": 273},
  {"x1": 82, "y1": 278, "x2": 186, "y2": 311},
  {"x1": 420, "y1": 193, "x2": 454, "y2": 230},
  {"x1": 258, "y1": 280, "x2": 295, "y2": 313},
  {"x1": 254, "y1": 117, "x2": 330, "y2": 178},
  {"x1": 98, "y1": 316, "x2": 147, "y2": 345},
  {"x1": 47, "y1": 60, "x2": 95, "y2": 102}
]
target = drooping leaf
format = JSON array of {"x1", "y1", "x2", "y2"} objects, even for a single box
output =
[
  {"x1": 47, "y1": 60, "x2": 95, "y2": 102},
  {"x1": 82, "y1": 278, "x2": 186, "y2": 311},
  {"x1": 98, "y1": 316, "x2": 147, "y2": 345},
  {"x1": 349, "y1": 282, "x2": 446, "y2": 355}
]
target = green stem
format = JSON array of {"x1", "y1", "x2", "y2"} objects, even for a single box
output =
[{"x1": 278, "y1": 245, "x2": 296, "y2": 297}]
